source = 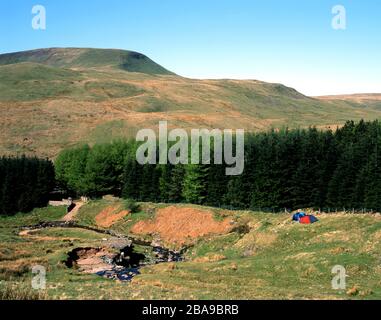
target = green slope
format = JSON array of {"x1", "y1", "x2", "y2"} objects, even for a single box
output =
[
  {"x1": 0, "y1": 48, "x2": 381, "y2": 158},
  {"x1": 0, "y1": 48, "x2": 175, "y2": 75},
  {"x1": 1, "y1": 201, "x2": 381, "y2": 299}
]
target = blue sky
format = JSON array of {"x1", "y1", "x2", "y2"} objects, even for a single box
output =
[{"x1": 0, "y1": 0, "x2": 380, "y2": 95}]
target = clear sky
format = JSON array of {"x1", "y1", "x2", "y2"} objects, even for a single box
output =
[{"x1": 0, "y1": 0, "x2": 380, "y2": 96}]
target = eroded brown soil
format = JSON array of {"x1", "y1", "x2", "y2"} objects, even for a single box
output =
[{"x1": 131, "y1": 206, "x2": 234, "y2": 246}]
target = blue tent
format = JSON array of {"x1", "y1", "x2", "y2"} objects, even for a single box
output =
[{"x1": 292, "y1": 212, "x2": 306, "y2": 222}]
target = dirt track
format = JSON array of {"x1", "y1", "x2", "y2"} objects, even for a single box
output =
[{"x1": 62, "y1": 201, "x2": 84, "y2": 222}]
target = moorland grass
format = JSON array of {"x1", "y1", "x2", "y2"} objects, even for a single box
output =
[{"x1": 1, "y1": 201, "x2": 381, "y2": 299}]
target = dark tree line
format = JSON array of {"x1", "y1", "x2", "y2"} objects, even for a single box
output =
[
  {"x1": 55, "y1": 120, "x2": 381, "y2": 211},
  {"x1": 0, "y1": 156, "x2": 55, "y2": 215}
]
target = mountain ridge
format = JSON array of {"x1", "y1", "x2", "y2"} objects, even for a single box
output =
[
  {"x1": 1, "y1": 47, "x2": 381, "y2": 158},
  {"x1": 0, "y1": 48, "x2": 175, "y2": 75}
]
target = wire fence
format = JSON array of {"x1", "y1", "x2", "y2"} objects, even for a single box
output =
[{"x1": 141, "y1": 200, "x2": 381, "y2": 214}]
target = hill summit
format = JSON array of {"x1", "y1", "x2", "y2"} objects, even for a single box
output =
[
  {"x1": 1, "y1": 47, "x2": 381, "y2": 158},
  {"x1": 0, "y1": 48, "x2": 175, "y2": 75}
]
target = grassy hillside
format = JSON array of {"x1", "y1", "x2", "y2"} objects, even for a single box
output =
[
  {"x1": 1, "y1": 48, "x2": 381, "y2": 157},
  {"x1": 1, "y1": 200, "x2": 381, "y2": 299},
  {"x1": 0, "y1": 48, "x2": 174, "y2": 75}
]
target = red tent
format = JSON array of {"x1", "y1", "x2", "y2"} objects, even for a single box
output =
[{"x1": 299, "y1": 215, "x2": 319, "y2": 224}]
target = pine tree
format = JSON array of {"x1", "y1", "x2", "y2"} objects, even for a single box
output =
[
  {"x1": 55, "y1": 145, "x2": 90, "y2": 195},
  {"x1": 0, "y1": 156, "x2": 55, "y2": 215},
  {"x1": 122, "y1": 158, "x2": 143, "y2": 200},
  {"x1": 139, "y1": 164, "x2": 160, "y2": 202},
  {"x1": 182, "y1": 164, "x2": 209, "y2": 204},
  {"x1": 167, "y1": 164, "x2": 185, "y2": 203},
  {"x1": 363, "y1": 133, "x2": 381, "y2": 210},
  {"x1": 158, "y1": 164, "x2": 173, "y2": 202}
]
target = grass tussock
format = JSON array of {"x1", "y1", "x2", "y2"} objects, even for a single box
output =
[{"x1": 0, "y1": 281, "x2": 47, "y2": 300}]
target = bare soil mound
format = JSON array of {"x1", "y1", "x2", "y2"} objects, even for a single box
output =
[
  {"x1": 130, "y1": 206, "x2": 234, "y2": 246},
  {"x1": 95, "y1": 206, "x2": 130, "y2": 228}
]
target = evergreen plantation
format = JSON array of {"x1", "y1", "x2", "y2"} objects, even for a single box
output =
[
  {"x1": 0, "y1": 156, "x2": 55, "y2": 215},
  {"x1": 2, "y1": 120, "x2": 381, "y2": 216},
  {"x1": 52, "y1": 120, "x2": 381, "y2": 212}
]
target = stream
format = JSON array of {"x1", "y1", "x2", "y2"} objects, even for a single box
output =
[
  {"x1": 65, "y1": 244, "x2": 184, "y2": 281},
  {"x1": 20, "y1": 221, "x2": 185, "y2": 282}
]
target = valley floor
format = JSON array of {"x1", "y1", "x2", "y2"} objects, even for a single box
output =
[{"x1": 1, "y1": 199, "x2": 381, "y2": 300}]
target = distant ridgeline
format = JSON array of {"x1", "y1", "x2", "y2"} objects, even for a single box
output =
[
  {"x1": 0, "y1": 156, "x2": 55, "y2": 215},
  {"x1": 55, "y1": 120, "x2": 381, "y2": 212}
]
